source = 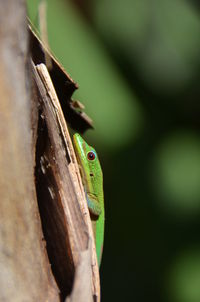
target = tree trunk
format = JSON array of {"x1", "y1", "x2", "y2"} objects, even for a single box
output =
[{"x1": 0, "y1": 1, "x2": 100, "y2": 301}]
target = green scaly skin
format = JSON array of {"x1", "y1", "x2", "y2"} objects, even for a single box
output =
[{"x1": 73, "y1": 133, "x2": 104, "y2": 267}]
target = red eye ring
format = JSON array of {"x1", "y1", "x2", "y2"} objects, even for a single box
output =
[{"x1": 87, "y1": 151, "x2": 96, "y2": 161}]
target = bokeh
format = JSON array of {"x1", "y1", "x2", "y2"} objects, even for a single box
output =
[{"x1": 27, "y1": 0, "x2": 200, "y2": 301}]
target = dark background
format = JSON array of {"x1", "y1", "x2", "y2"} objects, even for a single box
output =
[{"x1": 28, "y1": 1, "x2": 200, "y2": 301}]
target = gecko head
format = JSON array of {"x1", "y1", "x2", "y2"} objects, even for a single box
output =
[{"x1": 73, "y1": 133, "x2": 103, "y2": 193}]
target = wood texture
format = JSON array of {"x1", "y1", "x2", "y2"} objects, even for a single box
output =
[
  {"x1": 0, "y1": 1, "x2": 100, "y2": 300},
  {"x1": 34, "y1": 63, "x2": 100, "y2": 301},
  {"x1": 0, "y1": 0, "x2": 59, "y2": 301},
  {"x1": 29, "y1": 23, "x2": 93, "y2": 133}
]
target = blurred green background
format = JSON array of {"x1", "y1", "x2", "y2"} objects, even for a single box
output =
[{"x1": 27, "y1": 0, "x2": 200, "y2": 301}]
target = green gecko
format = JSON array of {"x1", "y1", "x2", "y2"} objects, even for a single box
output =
[{"x1": 73, "y1": 133, "x2": 104, "y2": 267}]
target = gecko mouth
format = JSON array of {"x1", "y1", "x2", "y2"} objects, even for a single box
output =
[{"x1": 87, "y1": 191, "x2": 98, "y2": 199}]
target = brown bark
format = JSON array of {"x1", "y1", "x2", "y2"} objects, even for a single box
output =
[
  {"x1": 34, "y1": 63, "x2": 100, "y2": 301},
  {"x1": 0, "y1": 1, "x2": 100, "y2": 301},
  {"x1": 0, "y1": 0, "x2": 59, "y2": 301}
]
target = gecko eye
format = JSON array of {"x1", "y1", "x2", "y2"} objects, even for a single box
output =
[{"x1": 87, "y1": 151, "x2": 96, "y2": 161}]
